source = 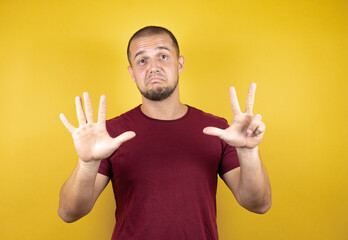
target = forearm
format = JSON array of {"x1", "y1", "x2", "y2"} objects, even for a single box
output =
[
  {"x1": 58, "y1": 159, "x2": 101, "y2": 222},
  {"x1": 236, "y1": 147, "x2": 271, "y2": 213}
]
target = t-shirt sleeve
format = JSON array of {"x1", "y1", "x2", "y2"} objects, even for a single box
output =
[
  {"x1": 217, "y1": 119, "x2": 240, "y2": 178},
  {"x1": 97, "y1": 118, "x2": 117, "y2": 178},
  {"x1": 218, "y1": 143, "x2": 240, "y2": 178},
  {"x1": 98, "y1": 158, "x2": 113, "y2": 178}
]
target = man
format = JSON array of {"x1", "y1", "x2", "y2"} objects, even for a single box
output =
[{"x1": 58, "y1": 26, "x2": 271, "y2": 240}]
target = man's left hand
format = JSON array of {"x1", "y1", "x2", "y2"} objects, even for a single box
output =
[{"x1": 203, "y1": 83, "x2": 265, "y2": 149}]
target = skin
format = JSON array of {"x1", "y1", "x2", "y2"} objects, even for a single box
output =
[
  {"x1": 58, "y1": 32, "x2": 271, "y2": 223},
  {"x1": 203, "y1": 83, "x2": 271, "y2": 213},
  {"x1": 58, "y1": 93, "x2": 135, "y2": 222},
  {"x1": 127, "y1": 33, "x2": 187, "y2": 120}
]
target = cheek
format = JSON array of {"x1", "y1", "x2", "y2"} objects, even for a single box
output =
[
  {"x1": 133, "y1": 69, "x2": 148, "y2": 85},
  {"x1": 166, "y1": 65, "x2": 178, "y2": 77},
  {"x1": 134, "y1": 68, "x2": 147, "y2": 78}
]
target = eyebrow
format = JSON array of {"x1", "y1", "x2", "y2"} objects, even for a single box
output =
[{"x1": 134, "y1": 46, "x2": 170, "y2": 60}]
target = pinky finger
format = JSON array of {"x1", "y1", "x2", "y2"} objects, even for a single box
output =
[
  {"x1": 60, "y1": 113, "x2": 76, "y2": 134},
  {"x1": 254, "y1": 122, "x2": 265, "y2": 136}
]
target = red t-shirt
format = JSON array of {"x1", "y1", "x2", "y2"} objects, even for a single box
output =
[{"x1": 98, "y1": 105, "x2": 239, "y2": 240}]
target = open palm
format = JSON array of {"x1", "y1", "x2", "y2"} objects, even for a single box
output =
[
  {"x1": 60, "y1": 92, "x2": 135, "y2": 162},
  {"x1": 203, "y1": 83, "x2": 265, "y2": 149}
]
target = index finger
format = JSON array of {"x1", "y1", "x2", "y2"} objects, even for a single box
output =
[
  {"x1": 229, "y1": 86, "x2": 241, "y2": 115},
  {"x1": 245, "y1": 83, "x2": 256, "y2": 114},
  {"x1": 97, "y1": 94, "x2": 107, "y2": 124}
]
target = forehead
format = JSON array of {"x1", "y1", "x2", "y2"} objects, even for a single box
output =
[{"x1": 129, "y1": 33, "x2": 175, "y2": 57}]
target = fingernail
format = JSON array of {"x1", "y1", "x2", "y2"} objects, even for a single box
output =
[{"x1": 247, "y1": 129, "x2": 252, "y2": 136}]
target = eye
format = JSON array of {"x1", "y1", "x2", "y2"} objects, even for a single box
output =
[
  {"x1": 160, "y1": 55, "x2": 167, "y2": 60},
  {"x1": 138, "y1": 58, "x2": 146, "y2": 65}
]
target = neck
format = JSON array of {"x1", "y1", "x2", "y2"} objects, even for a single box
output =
[{"x1": 140, "y1": 89, "x2": 187, "y2": 120}]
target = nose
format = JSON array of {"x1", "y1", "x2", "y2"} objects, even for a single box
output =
[{"x1": 149, "y1": 58, "x2": 161, "y2": 74}]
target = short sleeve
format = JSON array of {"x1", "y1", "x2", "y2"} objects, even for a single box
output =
[
  {"x1": 97, "y1": 116, "x2": 120, "y2": 178},
  {"x1": 217, "y1": 118, "x2": 240, "y2": 178},
  {"x1": 98, "y1": 158, "x2": 113, "y2": 178},
  {"x1": 218, "y1": 143, "x2": 240, "y2": 178}
]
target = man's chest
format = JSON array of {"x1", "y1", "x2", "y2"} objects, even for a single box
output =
[{"x1": 109, "y1": 122, "x2": 222, "y2": 186}]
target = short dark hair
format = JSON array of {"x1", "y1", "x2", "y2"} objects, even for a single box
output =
[{"x1": 127, "y1": 26, "x2": 180, "y2": 66}]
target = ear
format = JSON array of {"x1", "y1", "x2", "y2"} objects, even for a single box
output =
[
  {"x1": 177, "y1": 56, "x2": 184, "y2": 75},
  {"x1": 128, "y1": 66, "x2": 136, "y2": 82}
]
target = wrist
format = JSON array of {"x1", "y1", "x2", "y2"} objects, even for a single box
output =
[
  {"x1": 235, "y1": 146, "x2": 260, "y2": 165},
  {"x1": 236, "y1": 146, "x2": 259, "y2": 155},
  {"x1": 77, "y1": 158, "x2": 101, "y2": 173},
  {"x1": 235, "y1": 146, "x2": 264, "y2": 172}
]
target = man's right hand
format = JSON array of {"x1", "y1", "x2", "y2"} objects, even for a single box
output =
[{"x1": 60, "y1": 92, "x2": 136, "y2": 163}]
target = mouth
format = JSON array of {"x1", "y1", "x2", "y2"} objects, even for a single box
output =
[{"x1": 146, "y1": 75, "x2": 165, "y2": 85}]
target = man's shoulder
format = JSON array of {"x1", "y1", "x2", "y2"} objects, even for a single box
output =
[
  {"x1": 107, "y1": 105, "x2": 141, "y2": 124},
  {"x1": 104, "y1": 105, "x2": 141, "y2": 136},
  {"x1": 188, "y1": 105, "x2": 229, "y2": 126}
]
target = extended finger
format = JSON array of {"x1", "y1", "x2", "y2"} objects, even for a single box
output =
[
  {"x1": 113, "y1": 131, "x2": 136, "y2": 149},
  {"x1": 246, "y1": 114, "x2": 262, "y2": 136},
  {"x1": 83, "y1": 92, "x2": 94, "y2": 123},
  {"x1": 59, "y1": 113, "x2": 76, "y2": 134},
  {"x1": 229, "y1": 87, "x2": 241, "y2": 116},
  {"x1": 245, "y1": 83, "x2": 256, "y2": 114},
  {"x1": 98, "y1": 95, "x2": 107, "y2": 125},
  {"x1": 75, "y1": 96, "x2": 87, "y2": 126},
  {"x1": 203, "y1": 126, "x2": 225, "y2": 138}
]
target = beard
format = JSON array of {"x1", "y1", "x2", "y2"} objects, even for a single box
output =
[{"x1": 138, "y1": 78, "x2": 179, "y2": 101}]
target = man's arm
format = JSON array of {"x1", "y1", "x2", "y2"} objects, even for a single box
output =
[
  {"x1": 58, "y1": 161, "x2": 109, "y2": 223},
  {"x1": 204, "y1": 83, "x2": 271, "y2": 213},
  {"x1": 58, "y1": 92, "x2": 135, "y2": 222},
  {"x1": 222, "y1": 147, "x2": 271, "y2": 214}
]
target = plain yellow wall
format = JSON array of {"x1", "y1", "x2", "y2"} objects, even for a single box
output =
[{"x1": 1, "y1": 0, "x2": 347, "y2": 239}]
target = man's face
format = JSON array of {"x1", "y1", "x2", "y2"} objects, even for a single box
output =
[{"x1": 128, "y1": 33, "x2": 184, "y2": 101}]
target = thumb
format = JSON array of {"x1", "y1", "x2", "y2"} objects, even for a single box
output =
[
  {"x1": 113, "y1": 131, "x2": 136, "y2": 148},
  {"x1": 203, "y1": 127, "x2": 225, "y2": 138}
]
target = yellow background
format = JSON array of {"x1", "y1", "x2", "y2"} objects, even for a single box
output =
[{"x1": 1, "y1": 0, "x2": 347, "y2": 239}]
